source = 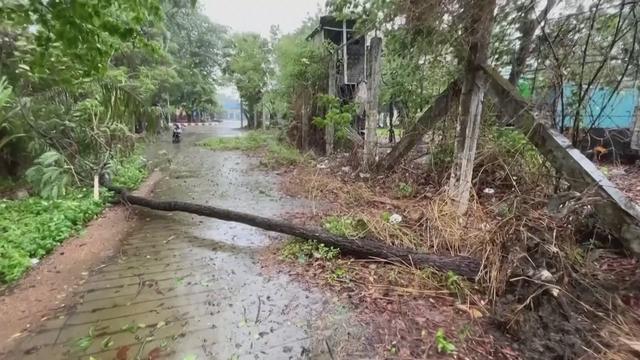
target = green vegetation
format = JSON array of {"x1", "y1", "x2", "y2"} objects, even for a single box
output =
[
  {"x1": 281, "y1": 238, "x2": 340, "y2": 263},
  {"x1": 199, "y1": 131, "x2": 304, "y2": 167},
  {"x1": 108, "y1": 153, "x2": 149, "y2": 189},
  {"x1": 313, "y1": 95, "x2": 356, "y2": 140},
  {"x1": 322, "y1": 215, "x2": 368, "y2": 238},
  {"x1": 517, "y1": 80, "x2": 533, "y2": 99},
  {"x1": 0, "y1": 154, "x2": 147, "y2": 284},
  {"x1": 270, "y1": 21, "x2": 332, "y2": 122},
  {"x1": 0, "y1": 0, "x2": 227, "y2": 185},
  {"x1": 395, "y1": 182, "x2": 414, "y2": 198},
  {"x1": 225, "y1": 33, "x2": 271, "y2": 128},
  {"x1": 327, "y1": 266, "x2": 348, "y2": 283},
  {"x1": 70, "y1": 326, "x2": 96, "y2": 353},
  {"x1": 479, "y1": 126, "x2": 545, "y2": 186},
  {"x1": 435, "y1": 328, "x2": 456, "y2": 354}
]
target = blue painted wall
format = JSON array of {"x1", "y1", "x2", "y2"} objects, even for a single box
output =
[{"x1": 556, "y1": 85, "x2": 639, "y2": 129}]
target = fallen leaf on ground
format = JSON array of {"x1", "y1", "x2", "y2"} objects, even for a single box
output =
[
  {"x1": 454, "y1": 304, "x2": 484, "y2": 319},
  {"x1": 622, "y1": 338, "x2": 640, "y2": 353},
  {"x1": 116, "y1": 345, "x2": 130, "y2": 360}
]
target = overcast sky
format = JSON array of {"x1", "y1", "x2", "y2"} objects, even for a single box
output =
[
  {"x1": 202, "y1": 0, "x2": 324, "y2": 97},
  {"x1": 202, "y1": 0, "x2": 324, "y2": 37}
]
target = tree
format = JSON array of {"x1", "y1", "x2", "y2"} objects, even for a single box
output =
[
  {"x1": 1, "y1": 0, "x2": 163, "y2": 80},
  {"x1": 0, "y1": 0, "x2": 229, "y2": 186},
  {"x1": 225, "y1": 33, "x2": 270, "y2": 128}
]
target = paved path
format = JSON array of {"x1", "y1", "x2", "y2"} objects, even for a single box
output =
[{"x1": 3, "y1": 121, "x2": 353, "y2": 360}]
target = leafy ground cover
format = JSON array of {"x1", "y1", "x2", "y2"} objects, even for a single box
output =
[{"x1": 0, "y1": 154, "x2": 148, "y2": 284}]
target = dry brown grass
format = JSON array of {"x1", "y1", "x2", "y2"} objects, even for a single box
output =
[{"x1": 284, "y1": 159, "x2": 640, "y2": 359}]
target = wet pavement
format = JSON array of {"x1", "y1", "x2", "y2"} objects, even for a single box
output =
[{"x1": 3, "y1": 121, "x2": 358, "y2": 360}]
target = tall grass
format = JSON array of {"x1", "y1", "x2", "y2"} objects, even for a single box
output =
[{"x1": 199, "y1": 130, "x2": 305, "y2": 167}]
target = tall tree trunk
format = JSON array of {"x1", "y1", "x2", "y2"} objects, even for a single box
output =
[
  {"x1": 240, "y1": 99, "x2": 244, "y2": 128},
  {"x1": 301, "y1": 89, "x2": 310, "y2": 151},
  {"x1": 262, "y1": 104, "x2": 268, "y2": 129},
  {"x1": 246, "y1": 104, "x2": 256, "y2": 128},
  {"x1": 364, "y1": 37, "x2": 383, "y2": 170},
  {"x1": 448, "y1": 0, "x2": 497, "y2": 214}
]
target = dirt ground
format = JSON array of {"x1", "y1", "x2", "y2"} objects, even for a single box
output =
[
  {"x1": 607, "y1": 163, "x2": 640, "y2": 204},
  {"x1": 267, "y1": 153, "x2": 640, "y2": 360},
  {"x1": 0, "y1": 170, "x2": 163, "y2": 353},
  {"x1": 259, "y1": 163, "x2": 521, "y2": 360}
]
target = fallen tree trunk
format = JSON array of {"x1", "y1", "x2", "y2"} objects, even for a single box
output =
[
  {"x1": 376, "y1": 79, "x2": 461, "y2": 173},
  {"x1": 483, "y1": 65, "x2": 640, "y2": 255},
  {"x1": 115, "y1": 190, "x2": 481, "y2": 278}
]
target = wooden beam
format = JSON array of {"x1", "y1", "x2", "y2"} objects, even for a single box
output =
[
  {"x1": 364, "y1": 37, "x2": 383, "y2": 169},
  {"x1": 342, "y1": 20, "x2": 348, "y2": 84},
  {"x1": 376, "y1": 79, "x2": 461, "y2": 173},
  {"x1": 483, "y1": 64, "x2": 640, "y2": 255}
]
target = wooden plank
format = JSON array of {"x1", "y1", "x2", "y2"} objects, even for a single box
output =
[
  {"x1": 483, "y1": 65, "x2": 640, "y2": 255},
  {"x1": 364, "y1": 37, "x2": 382, "y2": 169}
]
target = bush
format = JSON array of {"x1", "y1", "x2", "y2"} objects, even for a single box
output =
[
  {"x1": 110, "y1": 154, "x2": 148, "y2": 189},
  {"x1": 25, "y1": 151, "x2": 72, "y2": 199}
]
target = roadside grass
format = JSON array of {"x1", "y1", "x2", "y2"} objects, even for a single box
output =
[
  {"x1": 199, "y1": 130, "x2": 305, "y2": 167},
  {"x1": 0, "y1": 153, "x2": 148, "y2": 284},
  {"x1": 376, "y1": 127, "x2": 404, "y2": 139}
]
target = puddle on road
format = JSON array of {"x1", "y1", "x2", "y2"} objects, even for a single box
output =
[{"x1": 3, "y1": 124, "x2": 363, "y2": 360}]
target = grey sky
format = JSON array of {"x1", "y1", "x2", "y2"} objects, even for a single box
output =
[
  {"x1": 203, "y1": 0, "x2": 324, "y2": 98},
  {"x1": 202, "y1": 0, "x2": 324, "y2": 37}
]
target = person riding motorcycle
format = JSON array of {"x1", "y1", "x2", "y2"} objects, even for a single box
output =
[{"x1": 172, "y1": 123, "x2": 182, "y2": 143}]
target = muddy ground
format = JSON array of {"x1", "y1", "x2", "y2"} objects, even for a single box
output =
[{"x1": 0, "y1": 121, "x2": 366, "y2": 360}]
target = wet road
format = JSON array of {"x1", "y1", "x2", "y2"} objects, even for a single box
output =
[{"x1": 4, "y1": 121, "x2": 357, "y2": 360}]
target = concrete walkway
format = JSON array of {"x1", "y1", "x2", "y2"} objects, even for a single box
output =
[{"x1": 3, "y1": 121, "x2": 351, "y2": 360}]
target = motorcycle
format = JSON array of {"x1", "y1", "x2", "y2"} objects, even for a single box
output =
[{"x1": 172, "y1": 125, "x2": 182, "y2": 143}]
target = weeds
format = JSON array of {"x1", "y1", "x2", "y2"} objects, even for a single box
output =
[
  {"x1": 434, "y1": 328, "x2": 456, "y2": 354},
  {"x1": 395, "y1": 182, "x2": 413, "y2": 198},
  {"x1": 446, "y1": 271, "x2": 463, "y2": 295},
  {"x1": 313, "y1": 95, "x2": 355, "y2": 141},
  {"x1": 0, "y1": 190, "x2": 106, "y2": 283},
  {"x1": 323, "y1": 212, "x2": 418, "y2": 250},
  {"x1": 281, "y1": 238, "x2": 340, "y2": 263},
  {"x1": 199, "y1": 130, "x2": 305, "y2": 167},
  {"x1": 327, "y1": 266, "x2": 348, "y2": 283},
  {"x1": 322, "y1": 215, "x2": 367, "y2": 238},
  {"x1": 70, "y1": 326, "x2": 96, "y2": 353}
]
